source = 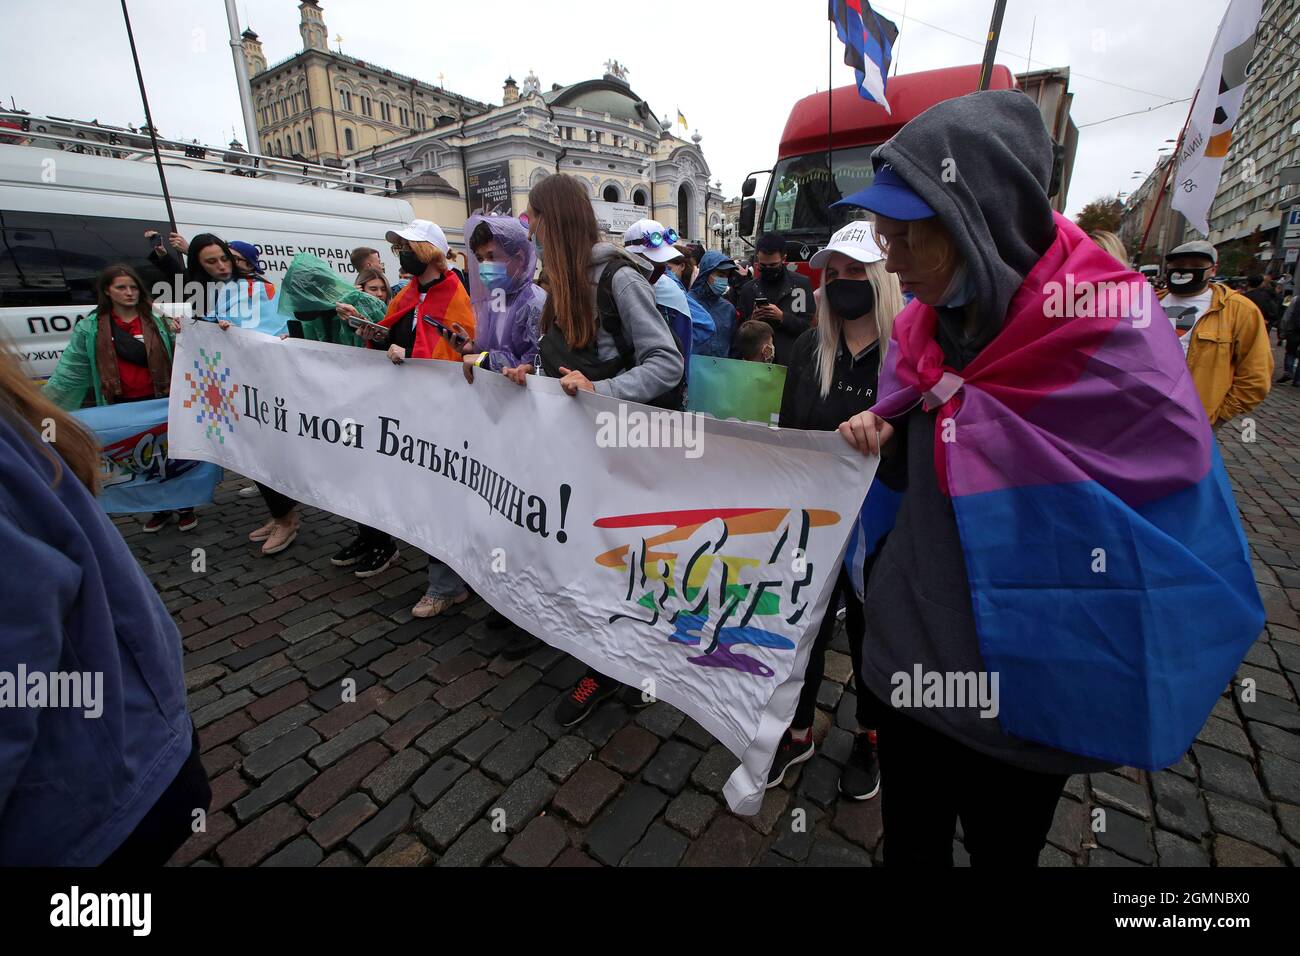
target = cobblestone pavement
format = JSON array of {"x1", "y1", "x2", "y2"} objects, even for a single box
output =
[{"x1": 131, "y1": 349, "x2": 1300, "y2": 867}]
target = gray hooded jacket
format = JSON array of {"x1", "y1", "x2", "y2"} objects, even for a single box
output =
[
  {"x1": 862, "y1": 90, "x2": 1115, "y2": 776},
  {"x1": 539, "y1": 242, "x2": 682, "y2": 403}
]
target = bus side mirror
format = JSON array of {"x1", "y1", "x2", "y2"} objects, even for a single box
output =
[
  {"x1": 742, "y1": 177, "x2": 756, "y2": 198},
  {"x1": 739, "y1": 198, "x2": 756, "y2": 237}
]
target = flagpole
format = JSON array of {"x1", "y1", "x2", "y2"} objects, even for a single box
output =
[
  {"x1": 1137, "y1": 92, "x2": 1197, "y2": 263},
  {"x1": 978, "y1": 0, "x2": 1009, "y2": 91},
  {"x1": 828, "y1": 18, "x2": 834, "y2": 218},
  {"x1": 119, "y1": 0, "x2": 181, "y2": 268}
]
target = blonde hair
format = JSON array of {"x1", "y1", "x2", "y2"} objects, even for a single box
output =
[
  {"x1": 1089, "y1": 230, "x2": 1128, "y2": 266},
  {"x1": 871, "y1": 216, "x2": 958, "y2": 277},
  {"x1": 815, "y1": 259, "x2": 903, "y2": 399}
]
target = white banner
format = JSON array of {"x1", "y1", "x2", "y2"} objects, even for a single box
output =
[
  {"x1": 168, "y1": 324, "x2": 877, "y2": 813},
  {"x1": 1171, "y1": 0, "x2": 1262, "y2": 235}
]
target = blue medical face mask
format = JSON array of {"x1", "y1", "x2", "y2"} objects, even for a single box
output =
[
  {"x1": 479, "y1": 261, "x2": 510, "y2": 288},
  {"x1": 937, "y1": 261, "x2": 975, "y2": 308},
  {"x1": 709, "y1": 276, "x2": 729, "y2": 295}
]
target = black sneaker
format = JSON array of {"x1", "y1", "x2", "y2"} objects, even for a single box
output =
[
  {"x1": 486, "y1": 610, "x2": 512, "y2": 631},
  {"x1": 331, "y1": 537, "x2": 371, "y2": 567},
  {"x1": 838, "y1": 732, "x2": 881, "y2": 800},
  {"x1": 353, "y1": 543, "x2": 399, "y2": 578},
  {"x1": 500, "y1": 631, "x2": 540, "y2": 660},
  {"x1": 766, "y1": 729, "x2": 814, "y2": 789},
  {"x1": 555, "y1": 672, "x2": 619, "y2": 727},
  {"x1": 621, "y1": 685, "x2": 657, "y2": 710}
]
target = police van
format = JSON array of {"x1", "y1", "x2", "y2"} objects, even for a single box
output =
[{"x1": 0, "y1": 142, "x2": 415, "y2": 381}]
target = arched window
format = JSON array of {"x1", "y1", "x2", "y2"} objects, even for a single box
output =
[
  {"x1": 307, "y1": 126, "x2": 316, "y2": 150},
  {"x1": 602, "y1": 184, "x2": 619, "y2": 202},
  {"x1": 632, "y1": 188, "x2": 648, "y2": 207},
  {"x1": 343, "y1": 127, "x2": 354, "y2": 151},
  {"x1": 296, "y1": 131, "x2": 304, "y2": 154},
  {"x1": 275, "y1": 138, "x2": 283, "y2": 156},
  {"x1": 677, "y1": 185, "x2": 691, "y2": 238}
]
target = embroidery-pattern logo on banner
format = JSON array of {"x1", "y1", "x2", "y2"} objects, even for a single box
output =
[{"x1": 182, "y1": 348, "x2": 240, "y2": 444}]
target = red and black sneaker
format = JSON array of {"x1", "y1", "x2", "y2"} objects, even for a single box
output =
[
  {"x1": 766, "y1": 728, "x2": 814, "y2": 789},
  {"x1": 176, "y1": 509, "x2": 198, "y2": 532},
  {"x1": 555, "y1": 670, "x2": 619, "y2": 727},
  {"x1": 142, "y1": 511, "x2": 172, "y2": 533}
]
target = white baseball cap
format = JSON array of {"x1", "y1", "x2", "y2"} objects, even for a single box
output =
[
  {"x1": 385, "y1": 219, "x2": 449, "y2": 254},
  {"x1": 809, "y1": 221, "x2": 885, "y2": 269},
  {"x1": 622, "y1": 219, "x2": 684, "y2": 264}
]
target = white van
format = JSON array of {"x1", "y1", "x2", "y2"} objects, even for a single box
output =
[{"x1": 0, "y1": 143, "x2": 415, "y2": 381}]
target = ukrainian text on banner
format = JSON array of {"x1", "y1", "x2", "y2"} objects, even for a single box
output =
[
  {"x1": 167, "y1": 323, "x2": 877, "y2": 813},
  {"x1": 73, "y1": 397, "x2": 222, "y2": 514}
]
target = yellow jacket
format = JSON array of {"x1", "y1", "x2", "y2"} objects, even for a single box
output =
[{"x1": 1159, "y1": 283, "x2": 1272, "y2": 426}]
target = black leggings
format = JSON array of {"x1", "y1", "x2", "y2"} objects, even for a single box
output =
[
  {"x1": 870, "y1": 693, "x2": 1068, "y2": 866},
  {"x1": 356, "y1": 523, "x2": 391, "y2": 548},
  {"x1": 793, "y1": 566, "x2": 868, "y2": 729},
  {"x1": 103, "y1": 728, "x2": 211, "y2": 867},
  {"x1": 257, "y1": 482, "x2": 296, "y2": 519}
]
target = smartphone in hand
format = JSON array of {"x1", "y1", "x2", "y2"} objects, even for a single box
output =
[{"x1": 347, "y1": 314, "x2": 389, "y2": 344}]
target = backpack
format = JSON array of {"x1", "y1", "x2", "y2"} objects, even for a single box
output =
[
  {"x1": 539, "y1": 258, "x2": 687, "y2": 408},
  {"x1": 595, "y1": 259, "x2": 687, "y2": 410}
]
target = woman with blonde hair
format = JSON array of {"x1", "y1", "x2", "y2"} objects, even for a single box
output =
[{"x1": 769, "y1": 220, "x2": 904, "y2": 800}]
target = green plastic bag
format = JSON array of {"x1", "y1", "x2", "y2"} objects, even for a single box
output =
[
  {"x1": 277, "y1": 253, "x2": 385, "y2": 323},
  {"x1": 277, "y1": 253, "x2": 387, "y2": 348}
]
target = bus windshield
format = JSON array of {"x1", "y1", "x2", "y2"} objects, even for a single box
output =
[{"x1": 761, "y1": 145, "x2": 879, "y2": 237}]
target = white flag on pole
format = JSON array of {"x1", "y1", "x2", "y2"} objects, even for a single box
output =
[{"x1": 1171, "y1": 0, "x2": 1262, "y2": 235}]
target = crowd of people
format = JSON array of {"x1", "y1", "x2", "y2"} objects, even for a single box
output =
[{"x1": 4, "y1": 87, "x2": 1287, "y2": 867}]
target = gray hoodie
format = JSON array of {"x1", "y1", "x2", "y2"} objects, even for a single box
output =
[
  {"x1": 541, "y1": 242, "x2": 682, "y2": 403},
  {"x1": 862, "y1": 90, "x2": 1114, "y2": 776}
]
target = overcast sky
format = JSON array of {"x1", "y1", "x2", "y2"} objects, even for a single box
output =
[{"x1": 1, "y1": 0, "x2": 1233, "y2": 220}]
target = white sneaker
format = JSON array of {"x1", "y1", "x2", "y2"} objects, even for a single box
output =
[{"x1": 238, "y1": 485, "x2": 259, "y2": 498}]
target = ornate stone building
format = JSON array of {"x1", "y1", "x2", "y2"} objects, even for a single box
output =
[
  {"x1": 242, "y1": 1, "x2": 491, "y2": 164},
  {"x1": 240, "y1": 4, "x2": 721, "y2": 253},
  {"x1": 354, "y1": 65, "x2": 722, "y2": 251}
]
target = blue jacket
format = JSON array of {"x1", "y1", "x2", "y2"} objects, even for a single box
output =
[
  {"x1": 652, "y1": 273, "x2": 695, "y2": 373},
  {"x1": 0, "y1": 410, "x2": 192, "y2": 865},
  {"x1": 665, "y1": 271, "x2": 715, "y2": 352},
  {"x1": 691, "y1": 253, "x2": 740, "y2": 357}
]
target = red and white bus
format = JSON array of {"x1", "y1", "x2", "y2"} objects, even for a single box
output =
[{"x1": 739, "y1": 63, "x2": 1075, "y2": 280}]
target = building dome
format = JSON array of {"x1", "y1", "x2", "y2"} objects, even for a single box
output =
[
  {"x1": 399, "y1": 170, "x2": 459, "y2": 196},
  {"x1": 545, "y1": 79, "x2": 655, "y2": 125}
]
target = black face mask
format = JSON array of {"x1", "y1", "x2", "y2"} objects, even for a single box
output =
[
  {"x1": 825, "y1": 278, "x2": 875, "y2": 321},
  {"x1": 760, "y1": 264, "x2": 786, "y2": 284},
  {"x1": 398, "y1": 251, "x2": 425, "y2": 276},
  {"x1": 1166, "y1": 267, "x2": 1210, "y2": 294}
]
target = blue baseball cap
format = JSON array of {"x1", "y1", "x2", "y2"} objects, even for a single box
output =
[{"x1": 833, "y1": 164, "x2": 935, "y2": 221}]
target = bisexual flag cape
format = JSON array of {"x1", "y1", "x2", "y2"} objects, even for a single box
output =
[
  {"x1": 73, "y1": 398, "x2": 222, "y2": 513},
  {"x1": 870, "y1": 212, "x2": 1264, "y2": 769},
  {"x1": 843, "y1": 482, "x2": 902, "y2": 602}
]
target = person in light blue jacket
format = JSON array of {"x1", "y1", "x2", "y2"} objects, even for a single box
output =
[
  {"x1": 691, "y1": 250, "x2": 741, "y2": 357},
  {"x1": 0, "y1": 349, "x2": 208, "y2": 865}
]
